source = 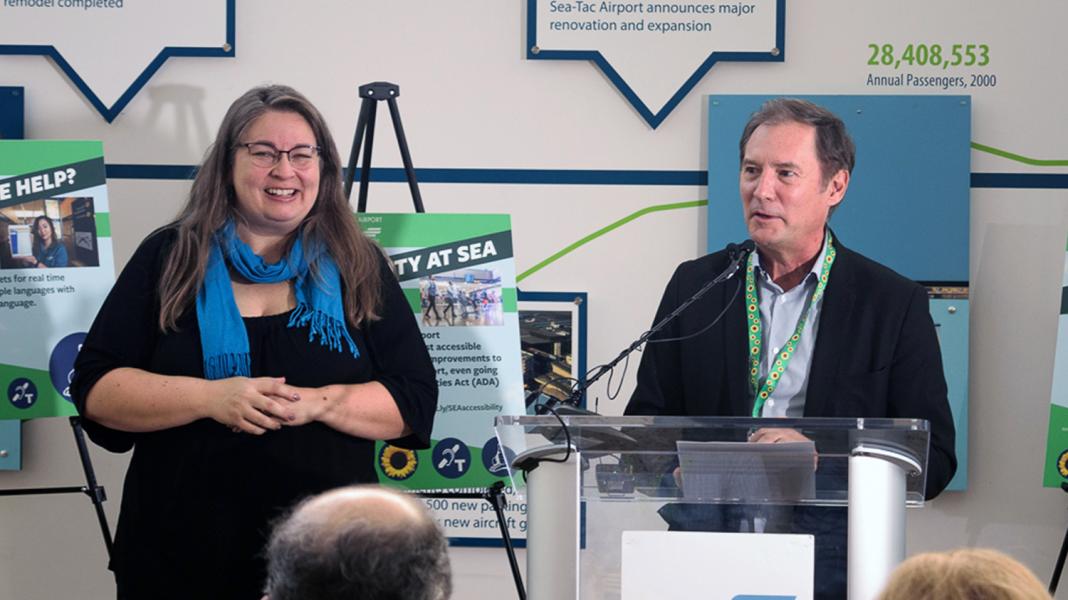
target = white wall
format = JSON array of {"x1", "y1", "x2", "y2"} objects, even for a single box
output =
[{"x1": 2, "y1": 1, "x2": 1068, "y2": 598}]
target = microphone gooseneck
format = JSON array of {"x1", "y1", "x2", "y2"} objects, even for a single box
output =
[{"x1": 537, "y1": 240, "x2": 755, "y2": 414}]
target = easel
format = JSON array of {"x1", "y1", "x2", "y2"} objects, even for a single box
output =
[
  {"x1": 346, "y1": 81, "x2": 524, "y2": 600},
  {"x1": 1050, "y1": 482, "x2": 1068, "y2": 594},
  {"x1": 344, "y1": 81, "x2": 425, "y2": 213},
  {"x1": 0, "y1": 88, "x2": 113, "y2": 561}
]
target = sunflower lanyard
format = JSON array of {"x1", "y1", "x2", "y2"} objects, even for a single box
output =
[{"x1": 747, "y1": 232, "x2": 836, "y2": 417}]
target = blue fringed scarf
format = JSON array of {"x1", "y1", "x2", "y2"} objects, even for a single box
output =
[{"x1": 196, "y1": 221, "x2": 359, "y2": 380}]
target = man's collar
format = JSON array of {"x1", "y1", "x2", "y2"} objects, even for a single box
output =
[{"x1": 753, "y1": 233, "x2": 830, "y2": 286}]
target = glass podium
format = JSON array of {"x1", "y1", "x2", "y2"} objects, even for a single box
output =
[{"x1": 495, "y1": 415, "x2": 931, "y2": 600}]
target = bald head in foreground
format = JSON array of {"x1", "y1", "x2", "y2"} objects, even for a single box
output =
[{"x1": 263, "y1": 485, "x2": 452, "y2": 600}]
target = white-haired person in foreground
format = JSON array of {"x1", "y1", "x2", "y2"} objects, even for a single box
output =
[
  {"x1": 878, "y1": 547, "x2": 1050, "y2": 600},
  {"x1": 263, "y1": 485, "x2": 451, "y2": 600}
]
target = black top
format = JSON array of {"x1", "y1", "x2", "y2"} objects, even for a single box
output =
[
  {"x1": 71, "y1": 227, "x2": 437, "y2": 600},
  {"x1": 625, "y1": 237, "x2": 957, "y2": 499}
]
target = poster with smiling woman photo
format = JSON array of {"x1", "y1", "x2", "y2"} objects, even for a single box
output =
[{"x1": 0, "y1": 141, "x2": 115, "y2": 424}]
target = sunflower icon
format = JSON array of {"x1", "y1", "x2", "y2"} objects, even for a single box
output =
[
  {"x1": 380, "y1": 445, "x2": 418, "y2": 480},
  {"x1": 1058, "y1": 449, "x2": 1068, "y2": 479}
]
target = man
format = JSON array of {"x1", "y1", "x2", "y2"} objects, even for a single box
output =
[
  {"x1": 423, "y1": 276, "x2": 441, "y2": 323},
  {"x1": 263, "y1": 485, "x2": 452, "y2": 600},
  {"x1": 625, "y1": 98, "x2": 956, "y2": 598},
  {"x1": 443, "y1": 281, "x2": 458, "y2": 325}
]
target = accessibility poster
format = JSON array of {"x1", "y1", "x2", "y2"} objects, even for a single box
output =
[
  {"x1": 359, "y1": 213, "x2": 528, "y2": 540},
  {"x1": 0, "y1": 140, "x2": 115, "y2": 420},
  {"x1": 1044, "y1": 238, "x2": 1068, "y2": 487}
]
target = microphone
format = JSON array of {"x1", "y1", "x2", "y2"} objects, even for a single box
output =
[
  {"x1": 712, "y1": 239, "x2": 756, "y2": 284},
  {"x1": 731, "y1": 239, "x2": 757, "y2": 260}
]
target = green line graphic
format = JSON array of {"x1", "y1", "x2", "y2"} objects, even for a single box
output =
[
  {"x1": 517, "y1": 199, "x2": 707, "y2": 282},
  {"x1": 971, "y1": 142, "x2": 1068, "y2": 167}
]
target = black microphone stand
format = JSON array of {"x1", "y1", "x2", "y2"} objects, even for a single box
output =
[
  {"x1": 543, "y1": 242, "x2": 754, "y2": 415},
  {"x1": 418, "y1": 482, "x2": 525, "y2": 600}
]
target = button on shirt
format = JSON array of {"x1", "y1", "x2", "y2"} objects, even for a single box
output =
[{"x1": 750, "y1": 240, "x2": 830, "y2": 418}]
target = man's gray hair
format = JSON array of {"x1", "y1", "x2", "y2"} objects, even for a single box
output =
[
  {"x1": 264, "y1": 486, "x2": 452, "y2": 600},
  {"x1": 738, "y1": 97, "x2": 856, "y2": 189}
]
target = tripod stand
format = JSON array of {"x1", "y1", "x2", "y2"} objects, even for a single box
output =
[
  {"x1": 344, "y1": 82, "x2": 524, "y2": 597},
  {"x1": 344, "y1": 81, "x2": 425, "y2": 212},
  {"x1": 1051, "y1": 482, "x2": 1068, "y2": 594},
  {"x1": 0, "y1": 99, "x2": 113, "y2": 565}
]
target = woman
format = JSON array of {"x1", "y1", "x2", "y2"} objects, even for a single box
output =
[
  {"x1": 22, "y1": 215, "x2": 69, "y2": 268},
  {"x1": 878, "y1": 548, "x2": 1051, "y2": 600},
  {"x1": 71, "y1": 85, "x2": 437, "y2": 600}
]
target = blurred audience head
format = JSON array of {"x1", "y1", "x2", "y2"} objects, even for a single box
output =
[
  {"x1": 264, "y1": 485, "x2": 452, "y2": 600},
  {"x1": 878, "y1": 547, "x2": 1050, "y2": 600}
]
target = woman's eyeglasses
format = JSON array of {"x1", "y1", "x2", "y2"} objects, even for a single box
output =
[{"x1": 235, "y1": 142, "x2": 321, "y2": 169}]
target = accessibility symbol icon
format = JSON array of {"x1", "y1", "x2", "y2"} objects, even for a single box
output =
[
  {"x1": 8, "y1": 378, "x2": 37, "y2": 410},
  {"x1": 432, "y1": 438, "x2": 471, "y2": 479}
]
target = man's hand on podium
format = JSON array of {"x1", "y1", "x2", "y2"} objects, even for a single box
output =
[
  {"x1": 672, "y1": 428, "x2": 819, "y2": 489},
  {"x1": 746, "y1": 427, "x2": 810, "y2": 444},
  {"x1": 748, "y1": 428, "x2": 818, "y2": 470}
]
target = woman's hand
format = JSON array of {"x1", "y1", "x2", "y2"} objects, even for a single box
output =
[
  {"x1": 281, "y1": 385, "x2": 330, "y2": 427},
  {"x1": 278, "y1": 382, "x2": 411, "y2": 441},
  {"x1": 207, "y1": 377, "x2": 302, "y2": 434}
]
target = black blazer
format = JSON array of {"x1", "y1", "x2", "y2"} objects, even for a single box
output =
[{"x1": 625, "y1": 238, "x2": 957, "y2": 499}]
